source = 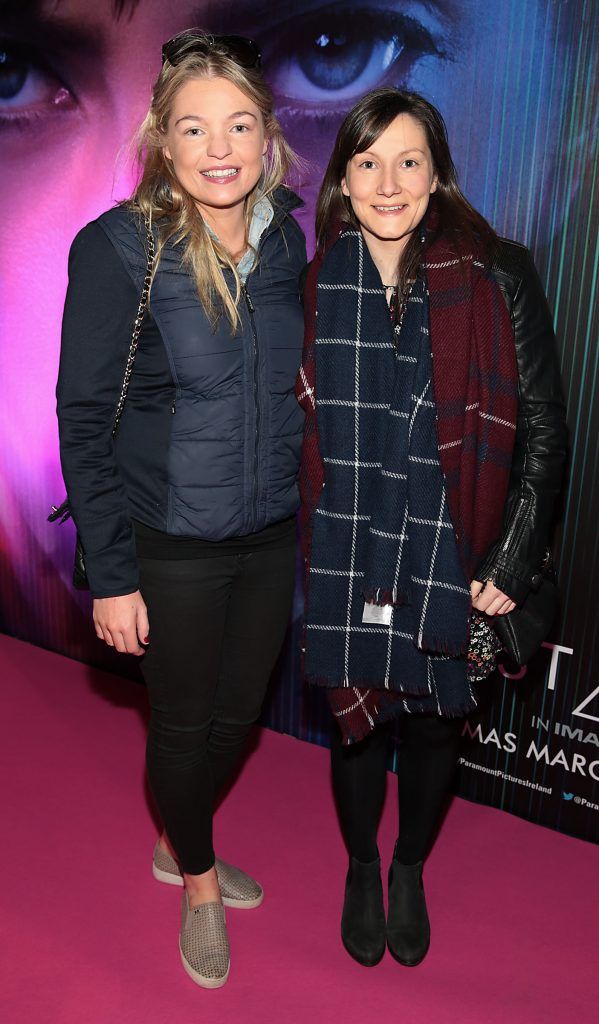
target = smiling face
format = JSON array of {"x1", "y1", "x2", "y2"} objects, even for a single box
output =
[
  {"x1": 341, "y1": 113, "x2": 437, "y2": 252},
  {"x1": 162, "y1": 76, "x2": 268, "y2": 221}
]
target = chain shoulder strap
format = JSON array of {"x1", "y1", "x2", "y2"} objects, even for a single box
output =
[{"x1": 111, "y1": 215, "x2": 155, "y2": 437}]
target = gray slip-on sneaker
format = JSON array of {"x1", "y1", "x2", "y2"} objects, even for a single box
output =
[
  {"x1": 179, "y1": 891, "x2": 230, "y2": 989},
  {"x1": 153, "y1": 842, "x2": 185, "y2": 887},
  {"x1": 153, "y1": 842, "x2": 264, "y2": 909},
  {"x1": 213, "y1": 858, "x2": 264, "y2": 909}
]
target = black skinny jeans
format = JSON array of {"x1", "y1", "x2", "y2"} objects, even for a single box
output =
[
  {"x1": 331, "y1": 713, "x2": 463, "y2": 865},
  {"x1": 138, "y1": 539, "x2": 296, "y2": 875}
]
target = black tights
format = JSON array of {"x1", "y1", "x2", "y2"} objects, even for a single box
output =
[
  {"x1": 331, "y1": 714, "x2": 462, "y2": 865},
  {"x1": 138, "y1": 540, "x2": 296, "y2": 876}
]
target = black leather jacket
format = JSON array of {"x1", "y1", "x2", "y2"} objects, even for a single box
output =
[
  {"x1": 475, "y1": 239, "x2": 567, "y2": 603},
  {"x1": 300, "y1": 238, "x2": 567, "y2": 605}
]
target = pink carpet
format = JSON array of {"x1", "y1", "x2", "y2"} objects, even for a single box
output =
[{"x1": 0, "y1": 634, "x2": 595, "y2": 1024}]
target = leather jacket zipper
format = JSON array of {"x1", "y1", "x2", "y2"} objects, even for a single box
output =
[
  {"x1": 502, "y1": 494, "x2": 532, "y2": 555},
  {"x1": 242, "y1": 284, "x2": 260, "y2": 529}
]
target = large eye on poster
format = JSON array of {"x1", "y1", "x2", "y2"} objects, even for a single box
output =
[{"x1": 0, "y1": 1, "x2": 597, "y2": 840}]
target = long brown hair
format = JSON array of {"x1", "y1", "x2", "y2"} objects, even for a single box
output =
[
  {"x1": 130, "y1": 44, "x2": 297, "y2": 330},
  {"x1": 316, "y1": 88, "x2": 497, "y2": 300}
]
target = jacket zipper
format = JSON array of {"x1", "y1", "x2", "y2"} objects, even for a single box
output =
[
  {"x1": 239, "y1": 216, "x2": 294, "y2": 529},
  {"x1": 501, "y1": 494, "x2": 532, "y2": 555},
  {"x1": 242, "y1": 283, "x2": 260, "y2": 530},
  {"x1": 167, "y1": 386, "x2": 181, "y2": 531}
]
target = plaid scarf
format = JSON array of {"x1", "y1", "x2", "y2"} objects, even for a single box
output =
[{"x1": 297, "y1": 219, "x2": 518, "y2": 743}]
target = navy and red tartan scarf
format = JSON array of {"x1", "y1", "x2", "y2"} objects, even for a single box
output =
[{"x1": 296, "y1": 214, "x2": 519, "y2": 743}]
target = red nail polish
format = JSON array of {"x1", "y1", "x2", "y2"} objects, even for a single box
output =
[{"x1": 144, "y1": 636, "x2": 150, "y2": 644}]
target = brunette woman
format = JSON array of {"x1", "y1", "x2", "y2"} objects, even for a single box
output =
[
  {"x1": 57, "y1": 32, "x2": 305, "y2": 988},
  {"x1": 297, "y1": 89, "x2": 566, "y2": 967}
]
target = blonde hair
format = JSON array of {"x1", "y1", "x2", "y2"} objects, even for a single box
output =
[{"x1": 130, "y1": 45, "x2": 297, "y2": 330}]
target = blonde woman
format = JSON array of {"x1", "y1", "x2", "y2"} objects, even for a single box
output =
[{"x1": 57, "y1": 32, "x2": 306, "y2": 989}]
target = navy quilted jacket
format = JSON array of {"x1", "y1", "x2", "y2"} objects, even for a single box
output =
[{"x1": 57, "y1": 188, "x2": 306, "y2": 597}]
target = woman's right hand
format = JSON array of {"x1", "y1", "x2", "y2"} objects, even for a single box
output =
[{"x1": 93, "y1": 590, "x2": 149, "y2": 656}]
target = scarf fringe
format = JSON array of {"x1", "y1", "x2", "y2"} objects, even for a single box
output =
[
  {"x1": 415, "y1": 633, "x2": 469, "y2": 658},
  {"x1": 337, "y1": 693, "x2": 479, "y2": 746},
  {"x1": 306, "y1": 673, "x2": 434, "y2": 700}
]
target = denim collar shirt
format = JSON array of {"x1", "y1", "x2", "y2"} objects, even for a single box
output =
[{"x1": 205, "y1": 194, "x2": 275, "y2": 284}]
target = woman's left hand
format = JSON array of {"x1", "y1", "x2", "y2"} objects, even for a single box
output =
[{"x1": 470, "y1": 580, "x2": 516, "y2": 616}]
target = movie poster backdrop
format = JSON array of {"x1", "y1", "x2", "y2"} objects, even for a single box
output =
[{"x1": 1, "y1": 0, "x2": 597, "y2": 841}]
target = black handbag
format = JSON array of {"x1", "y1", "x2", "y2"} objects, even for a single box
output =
[
  {"x1": 48, "y1": 217, "x2": 155, "y2": 590},
  {"x1": 492, "y1": 551, "x2": 559, "y2": 667}
]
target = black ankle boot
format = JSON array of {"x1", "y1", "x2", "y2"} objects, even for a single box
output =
[
  {"x1": 341, "y1": 857, "x2": 386, "y2": 966},
  {"x1": 387, "y1": 848, "x2": 430, "y2": 966}
]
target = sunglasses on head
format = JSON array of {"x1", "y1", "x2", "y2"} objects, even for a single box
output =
[{"x1": 161, "y1": 31, "x2": 262, "y2": 70}]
